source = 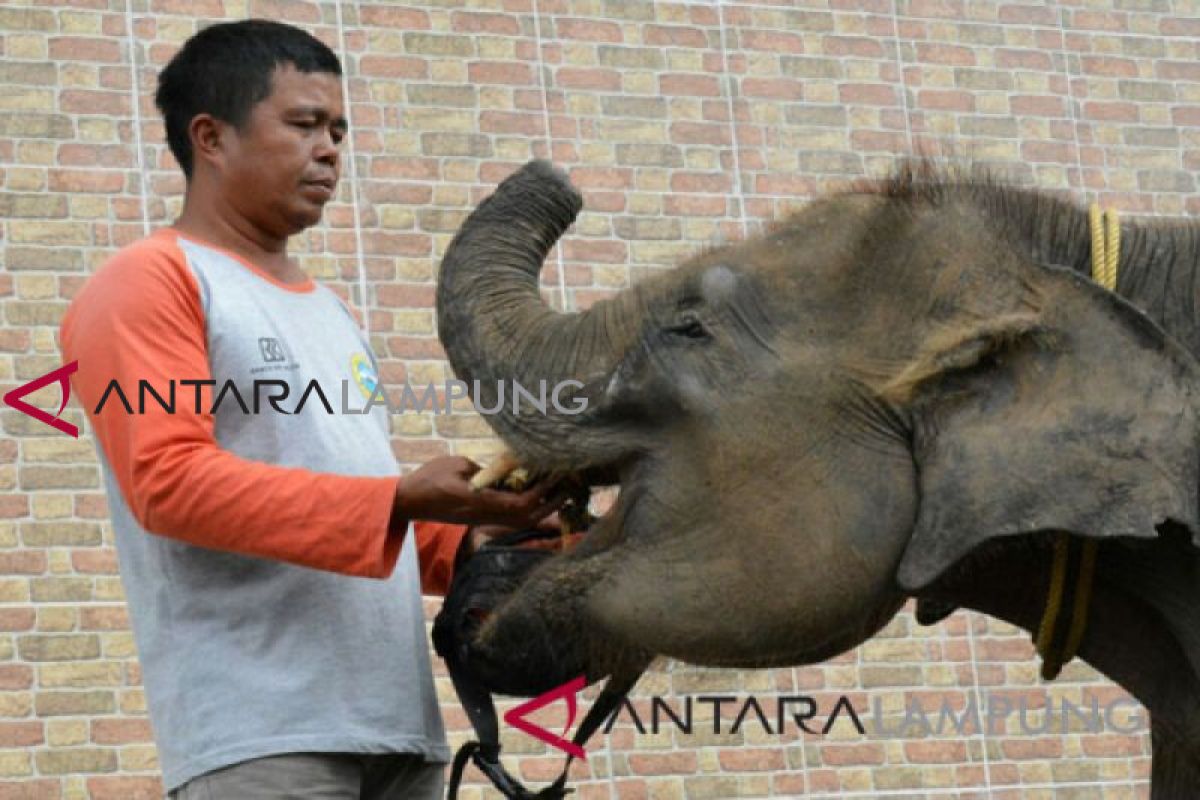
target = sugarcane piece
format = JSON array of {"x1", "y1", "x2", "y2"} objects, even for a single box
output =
[{"x1": 469, "y1": 451, "x2": 521, "y2": 491}]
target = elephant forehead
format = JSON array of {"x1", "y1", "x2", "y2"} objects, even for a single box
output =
[{"x1": 700, "y1": 265, "x2": 738, "y2": 303}]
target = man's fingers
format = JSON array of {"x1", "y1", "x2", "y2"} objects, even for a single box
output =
[{"x1": 454, "y1": 456, "x2": 482, "y2": 479}]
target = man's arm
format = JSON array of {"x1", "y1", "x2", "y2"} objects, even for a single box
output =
[{"x1": 61, "y1": 237, "x2": 558, "y2": 584}]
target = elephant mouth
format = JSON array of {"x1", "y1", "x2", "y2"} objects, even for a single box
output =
[{"x1": 462, "y1": 457, "x2": 651, "y2": 693}]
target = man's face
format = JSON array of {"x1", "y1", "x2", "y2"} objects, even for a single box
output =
[{"x1": 219, "y1": 63, "x2": 346, "y2": 237}]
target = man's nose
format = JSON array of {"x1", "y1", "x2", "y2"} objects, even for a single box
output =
[{"x1": 314, "y1": 129, "x2": 339, "y2": 165}]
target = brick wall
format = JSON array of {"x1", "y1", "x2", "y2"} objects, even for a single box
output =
[{"x1": 3, "y1": 0, "x2": 1196, "y2": 797}]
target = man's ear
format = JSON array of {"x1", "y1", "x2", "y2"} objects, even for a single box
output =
[
  {"x1": 892, "y1": 269, "x2": 1200, "y2": 591},
  {"x1": 188, "y1": 114, "x2": 227, "y2": 169}
]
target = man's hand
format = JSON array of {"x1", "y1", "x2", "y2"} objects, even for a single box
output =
[{"x1": 393, "y1": 455, "x2": 565, "y2": 530}]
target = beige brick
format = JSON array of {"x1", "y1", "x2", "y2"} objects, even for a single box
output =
[
  {"x1": 0, "y1": 87, "x2": 55, "y2": 111},
  {"x1": 4, "y1": 246, "x2": 83, "y2": 272},
  {"x1": 100, "y1": 632, "x2": 136, "y2": 659},
  {"x1": 36, "y1": 748, "x2": 118, "y2": 775},
  {"x1": 18, "y1": 634, "x2": 100, "y2": 662},
  {"x1": 35, "y1": 607, "x2": 77, "y2": 632},
  {"x1": 404, "y1": 33, "x2": 473, "y2": 57},
  {"x1": 119, "y1": 689, "x2": 146, "y2": 715},
  {"x1": 0, "y1": 8, "x2": 56, "y2": 31},
  {"x1": 3, "y1": 169, "x2": 46, "y2": 191},
  {"x1": 35, "y1": 691, "x2": 115, "y2": 716},
  {"x1": 30, "y1": 495, "x2": 71, "y2": 519},
  {"x1": 648, "y1": 779, "x2": 686, "y2": 800},
  {"x1": 4, "y1": 301, "x2": 71, "y2": 327},
  {"x1": 475, "y1": 39, "x2": 516, "y2": 60},
  {"x1": 60, "y1": 64, "x2": 99, "y2": 89},
  {"x1": 0, "y1": 693, "x2": 33, "y2": 718},
  {"x1": 393, "y1": 415, "x2": 433, "y2": 437},
  {"x1": 392, "y1": 311, "x2": 434, "y2": 336},
  {"x1": 60, "y1": 11, "x2": 102, "y2": 34},
  {"x1": 69, "y1": 195, "x2": 110, "y2": 219},
  {"x1": 0, "y1": 750, "x2": 32, "y2": 777},
  {"x1": 0, "y1": 527, "x2": 18, "y2": 549},
  {"x1": 6, "y1": 35, "x2": 48, "y2": 60},
  {"x1": 599, "y1": 46, "x2": 664, "y2": 70},
  {"x1": 93, "y1": 578, "x2": 126, "y2": 602},
  {"x1": 419, "y1": 133, "x2": 491, "y2": 158},
  {"x1": 21, "y1": 439, "x2": 95, "y2": 464},
  {"x1": 21, "y1": 522, "x2": 103, "y2": 547},
  {"x1": 117, "y1": 745, "x2": 157, "y2": 772},
  {"x1": 31, "y1": 577, "x2": 91, "y2": 604},
  {"x1": 47, "y1": 719, "x2": 88, "y2": 747},
  {"x1": 77, "y1": 118, "x2": 117, "y2": 141},
  {"x1": 63, "y1": 776, "x2": 87, "y2": 800},
  {"x1": 416, "y1": 209, "x2": 469, "y2": 233},
  {"x1": 0, "y1": 581, "x2": 29, "y2": 604},
  {"x1": 429, "y1": 61, "x2": 467, "y2": 84},
  {"x1": 38, "y1": 663, "x2": 122, "y2": 690},
  {"x1": 399, "y1": 108, "x2": 474, "y2": 133},
  {"x1": 15, "y1": 274, "x2": 57, "y2": 300}
]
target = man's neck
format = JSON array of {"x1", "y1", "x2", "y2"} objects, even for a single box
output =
[{"x1": 173, "y1": 203, "x2": 308, "y2": 285}]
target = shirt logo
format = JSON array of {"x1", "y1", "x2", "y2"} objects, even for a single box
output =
[
  {"x1": 350, "y1": 353, "x2": 379, "y2": 400},
  {"x1": 259, "y1": 337, "x2": 287, "y2": 363},
  {"x1": 3, "y1": 361, "x2": 79, "y2": 438}
]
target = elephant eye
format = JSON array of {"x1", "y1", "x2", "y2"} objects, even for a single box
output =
[{"x1": 665, "y1": 313, "x2": 710, "y2": 342}]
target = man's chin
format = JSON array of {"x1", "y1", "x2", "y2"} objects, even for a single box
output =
[{"x1": 286, "y1": 206, "x2": 325, "y2": 233}]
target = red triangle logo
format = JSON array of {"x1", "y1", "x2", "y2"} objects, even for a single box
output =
[
  {"x1": 3, "y1": 361, "x2": 79, "y2": 438},
  {"x1": 502, "y1": 675, "x2": 588, "y2": 759}
]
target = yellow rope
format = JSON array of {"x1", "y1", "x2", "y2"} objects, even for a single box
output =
[
  {"x1": 1035, "y1": 204, "x2": 1116, "y2": 680},
  {"x1": 1062, "y1": 539, "x2": 1098, "y2": 662},
  {"x1": 1034, "y1": 534, "x2": 1069, "y2": 663},
  {"x1": 1090, "y1": 203, "x2": 1120, "y2": 292}
]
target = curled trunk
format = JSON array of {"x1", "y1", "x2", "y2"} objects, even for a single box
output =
[{"x1": 437, "y1": 160, "x2": 649, "y2": 469}]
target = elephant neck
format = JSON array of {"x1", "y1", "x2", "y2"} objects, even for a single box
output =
[
  {"x1": 1106, "y1": 221, "x2": 1200, "y2": 360},
  {"x1": 969, "y1": 182, "x2": 1200, "y2": 362},
  {"x1": 923, "y1": 533, "x2": 1200, "y2": 793}
]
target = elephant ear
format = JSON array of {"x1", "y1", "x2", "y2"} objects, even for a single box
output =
[{"x1": 891, "y1": 268, "x2": 1200, "y2": 591}]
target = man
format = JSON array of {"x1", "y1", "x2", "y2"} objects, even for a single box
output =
[{"x1": 60, "y1": 19, "x2": 559, "y2": 799}]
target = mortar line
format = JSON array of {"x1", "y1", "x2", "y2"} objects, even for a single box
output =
[{"x1": 333, "y1": 0, "x2": 370, "y2": 339}]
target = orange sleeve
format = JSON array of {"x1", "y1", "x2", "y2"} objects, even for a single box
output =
[
  {"x1": 413, "y1": 521, "x2": 469, "y2": 596},
  {"x1": 60, "y1": 233, "x2": 465, "y2": 582}
]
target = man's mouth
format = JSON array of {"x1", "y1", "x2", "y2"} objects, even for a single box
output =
[{"x1": 301, "y1": 179, "x2": 336, "y2": 199}]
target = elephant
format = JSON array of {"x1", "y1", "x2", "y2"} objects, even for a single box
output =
[{"x1": 436, "y1": 159, "x2": 1200, "y2": 797}]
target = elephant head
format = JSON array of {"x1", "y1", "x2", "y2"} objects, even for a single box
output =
[{"x1": 437, "y1": 161, "x2": 1200, "y2": 706}]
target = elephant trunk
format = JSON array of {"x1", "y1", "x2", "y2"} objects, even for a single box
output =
[{"x1": 437, "y1": 160, "x2": 645, "y2": 469}]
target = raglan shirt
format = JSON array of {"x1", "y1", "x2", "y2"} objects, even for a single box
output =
[{"x1": 59, "y1": 228, "x2": 465, "y2": 791}]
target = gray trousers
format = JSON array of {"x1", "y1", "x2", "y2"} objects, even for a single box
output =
[{"x1": 168, "y1": 752, "x2": 445, "y2": 800}]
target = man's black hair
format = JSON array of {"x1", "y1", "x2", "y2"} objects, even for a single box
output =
[{"x1": 155, "y1": 19, "x2": 342, "y2": 179}]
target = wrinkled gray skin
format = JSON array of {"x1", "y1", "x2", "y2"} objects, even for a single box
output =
[{"x1": 437, "y1": 161, "x2": 1200, "y2": 797}]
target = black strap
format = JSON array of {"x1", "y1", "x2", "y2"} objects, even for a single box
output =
[
  {"x1": 537, "y1": 674, "x2": 638, "y2": 795},
  {"x1": 444, "y1": 669, "x2": 640, "y2": 800}
]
